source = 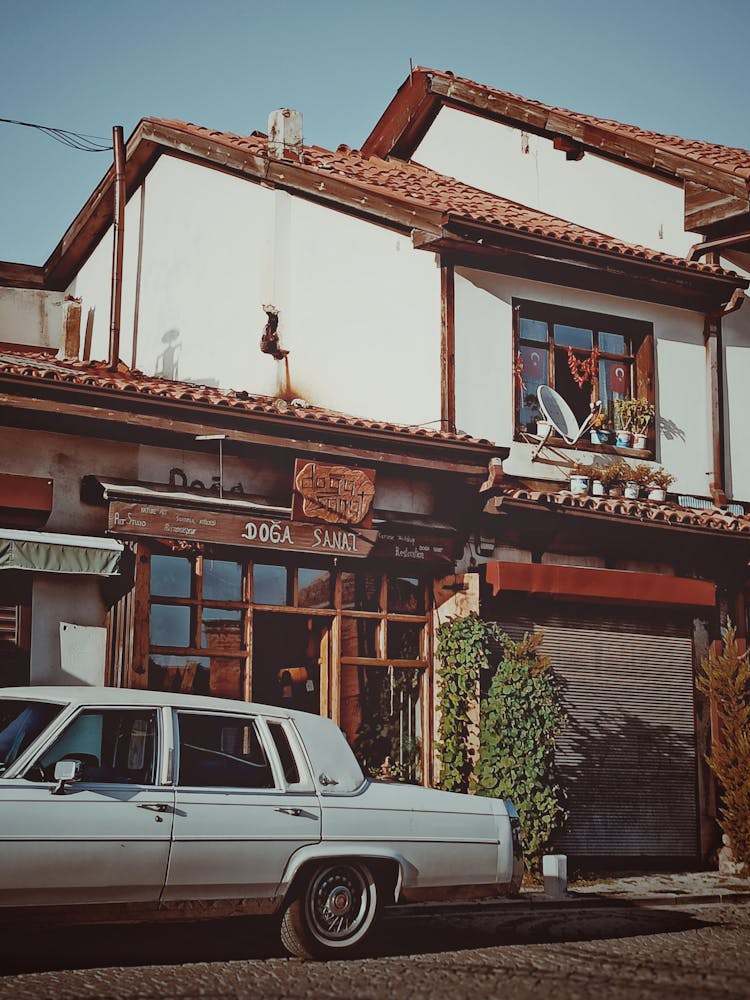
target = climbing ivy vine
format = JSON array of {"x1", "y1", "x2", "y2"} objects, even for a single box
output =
[{"x1": 435, "y1": 615, "x2": 567, "y2": 871}]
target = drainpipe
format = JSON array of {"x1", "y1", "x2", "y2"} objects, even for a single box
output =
[
  {"x1": 108, "y1": 125, "x2": 126, "y2": 370},
  {"x1": 699, "y1": 244, "x2": 746, "y2": 506}
]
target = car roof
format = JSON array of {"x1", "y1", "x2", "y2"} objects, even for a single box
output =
[{"x1": 0, "y1": 686, "x2": 304, "y2": 722}]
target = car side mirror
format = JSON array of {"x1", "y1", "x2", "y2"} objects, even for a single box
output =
[{"x1": 51, "y1": 759, "x2": 82, "y2": 795}]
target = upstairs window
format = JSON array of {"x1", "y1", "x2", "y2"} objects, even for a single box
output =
[{"x1": 515, "y1": 299, "x2": 654, "y2": 442}]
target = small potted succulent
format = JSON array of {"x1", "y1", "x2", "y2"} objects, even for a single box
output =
[
  {"x1": 613, "y1": 399, "x2": 633, "y2": 448},
  {"x1": 589, "y1": 410, "x2": 612, "y2": 446},
  {"x1": 568, "y1": 460, "x2": 592, "y2": 496},
  {"x1": 646, "y1": 466, "x2": 675, "y2": 502},
  {"x1": 630, "y1": 398, "x2": 655, "y2": 450},
  {"x1": 623, "y1": 462, "x2": 654, "y2": 500}
]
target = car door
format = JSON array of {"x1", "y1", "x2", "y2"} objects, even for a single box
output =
[
  {"x1": 163, "y1": 710, "x2": 321, "y2": 903},
  {"x1": 0, "y1": 705, "x2": 174, "y2": 908}
]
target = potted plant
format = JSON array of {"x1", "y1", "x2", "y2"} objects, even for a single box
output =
[
  {"x1": 568, "y1": 460, "x2": 592, "y2": 496},
  {"x1": 589, "y1": 410, "x2": 612, "y2": 446},
  {"x1": 613, "y1": 399, "x2": 633, "y2": 448},
  {"x1": 598, "y1": 459, "x2": 627, "y2": 497},
  {"x1": 646, "y1": 466, "x2": 674, "y2": 502},
  {"x1": 630, "y1": 398, "x2": 655, "y2": 450},
  {"x1": 623, "y1": 462, "x2": 653, "y2": 500}
]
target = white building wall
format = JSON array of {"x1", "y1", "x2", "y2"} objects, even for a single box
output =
[
  {"x1": 69, "y1": 155, "x2": 441, "y2": 428},
  {"x1": 454, "y1": 267, "x2": 711, "y2": 497},
  {"x1": 414, "y1": 108, "x2": 694, "y2": 257},
  {"x1": 0, "y1": 288, "x2": 66, "y2": 349}
]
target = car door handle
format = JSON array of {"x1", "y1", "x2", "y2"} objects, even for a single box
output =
[
  {"x1": 275, "y1": 807, "x2": 303, "y2": 817},
  {"x1": 137, "y1": 802, "x2": 171, "y2": 812}
]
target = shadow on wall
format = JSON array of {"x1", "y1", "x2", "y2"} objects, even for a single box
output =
[
  {"x1": 554, "y1": 706, "x2": 697, "y2": 858},
  {"x1": 658, "y1": 415, "x2": 686, "y2": 442},
  {"x1": 155, "y1": 328, "x2": 181, "y2": 379}
]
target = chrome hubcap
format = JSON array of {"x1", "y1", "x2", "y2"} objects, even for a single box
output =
[{"x1": 308, "y1": 867, "x2": 369, "y2": 941}]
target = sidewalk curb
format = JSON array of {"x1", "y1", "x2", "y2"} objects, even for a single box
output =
[{"x1": 386, "y1": 890, "x2": 750, "y2": 920}]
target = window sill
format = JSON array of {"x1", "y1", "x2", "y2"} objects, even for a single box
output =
[{"x1": 517, "y1": 433, "x2": 654, "y2": 461}]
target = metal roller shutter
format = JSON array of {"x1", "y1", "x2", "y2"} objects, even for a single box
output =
[{"x1": 492, "y1": 602, "x2": 697, "y2": 857}]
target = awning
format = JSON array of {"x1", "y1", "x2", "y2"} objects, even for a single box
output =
[
  {"x1": 0, "y1": 528, "x2": 124, "y2": 576},
  {"x1": 485, "y1": 560, "x2": 716, "y2": 608}
]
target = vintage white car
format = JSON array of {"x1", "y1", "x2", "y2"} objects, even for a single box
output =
[{"x1": 0, "y1": 687, "x2": 523, "y2": 959}]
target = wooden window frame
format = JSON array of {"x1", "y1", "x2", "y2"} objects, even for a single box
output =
[{"x1": 513, "y1": 298, "x2": 655, "y2": 453}]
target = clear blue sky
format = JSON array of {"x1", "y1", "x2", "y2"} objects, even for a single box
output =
[{"x1": 2, "y1": 0, "x2": 748, "y2": 265}]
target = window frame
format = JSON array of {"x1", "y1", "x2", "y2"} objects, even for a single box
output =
[{"x1": 513, "y1": 298, "x2": 655, "y2": 451}]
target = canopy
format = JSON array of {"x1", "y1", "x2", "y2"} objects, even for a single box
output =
[{"x1": 0, "y1": 528, "x2": 123, "y2": 576}]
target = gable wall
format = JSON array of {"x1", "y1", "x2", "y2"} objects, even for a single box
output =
[
  {"x1": 414, "y1": 107, "x2": 694, "y2": 257},
  {"x1": 69, "y1": 155, "x2": 441, "y2": 428}
]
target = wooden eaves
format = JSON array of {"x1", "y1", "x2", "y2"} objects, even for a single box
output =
[
  {"x1": 363, "y1": 68, "x2": 750, "y2": 236},
  {"x1": 0, "y1": 370, "x2": 504, "y2": 479}
]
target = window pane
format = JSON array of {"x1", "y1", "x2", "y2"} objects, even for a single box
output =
[
  {"x1": 387, "y1": 622, "x2": 422, "y2": 660},
  {"x1": 519, "y1": 317, "x2": 547, "y2": 342},
  {"x1": 151, "y1": 555, "x2": 191, "y2": 598},
  {"x1": 35, "y1": 709, "x2": 158, "y2": 784},
  {"x1": 340, "y1": 666, "x2": 422, "y2": 784},
  {"x1": 598, "y1": 331, "x2": 628, "y2": 355},
  {"x1": 599, "y1": 358, "x2": 631, "y2": 417},
  {"x1": 253, "y1": 564, "x2": 288, "y2": 605},
  {"x1": 176, "y1": 712, "x2": 274, "y2": 788},
  {"x1": 342, "y1": 617, "x2": 379, "y2": 658},
  {"x1": 150, "y1": 604, "x2": 190, "y2": 647},
  {"x1": 519, "y1": 344, "x2": 548, "y2": 429},
  {"x1": 201, "y1": 609, "x2": 243, "y2": 650},
  {"x1": 553, "y1": 324, "x2": 593, "y2": 350},
  {"x1": 387, "y1": 577, "x2": 424, "y2": 614},
  {"x1": 203, "y1": 559, "x2": 242, "y2": 602},
  {"x1": 148, "y1": 654, "x2": 210, "y2": 696},
  {"x1": 341, "y1": 572, "x2": 381, "y2": 612},
  {"x1": 268, "y1": 722, "x2": 301, "y2": 785},
  {"x1": 297, "y1": 568, "x2": 332, "y2": 609}
]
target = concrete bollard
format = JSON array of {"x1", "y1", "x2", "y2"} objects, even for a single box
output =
[{"x1": 542, "y1": 853, "x2": 568, "y2": 898}]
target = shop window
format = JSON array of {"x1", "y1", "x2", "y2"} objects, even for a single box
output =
[
  {"x1": 203, "y1": 559, "x2": 242, "y2": 602},
  {"x1": 341, "y1": 571, "x2": 382, "y2": 612},
  {"x1": 151, "y1": 555, "x2": 191, "y2": 598},
  {"x1": 297, "y1": 568, "x2": 332, "y2": 609},
  {"x1": 515, "y1": 299, "x2": 653, "y2": 440},
  {"x1": 253, "y1": 564, "x2": 288, "y2": 606},
  {"x1": 150, "y1": 604, "x2": 191, "y2": 648}
]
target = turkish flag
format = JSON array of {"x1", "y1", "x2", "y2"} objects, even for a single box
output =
[
  {"x1": 524, "y1": 347, "x2": 544, "y2": 381},
  {"x1": 610, "y1": 362, "x2": 628, "y2": 394}
]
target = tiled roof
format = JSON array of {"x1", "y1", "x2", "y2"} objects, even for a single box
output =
[
  {"x1": 0, "y1": 351, "x2": 491, "y2": 447},
  {"x1": 417, "y1": 69, "x2": 750, "y2": 183},
  {"x1": 497, "y1": 486, "x2": 750, "y2": 536},
  {"x1": 147, "y1": 118, "x2": 737, "y2": 280}
]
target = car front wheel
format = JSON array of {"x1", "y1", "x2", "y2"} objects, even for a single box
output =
[{"x1": 280, "y1": 861, "x2": 379, "y2": 959}]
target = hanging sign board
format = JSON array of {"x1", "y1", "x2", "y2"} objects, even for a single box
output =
[
  {"x1": 292, "y1": 460, "x2": 375, "y2": 528},
  {"x1": 108, "y1": 501, "x2": 378, "y2": 557},
  {"x1": 371, "y1": 527, "x2": 456, "y2": 564}
]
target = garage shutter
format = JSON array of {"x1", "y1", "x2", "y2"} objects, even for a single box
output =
[{"x1": 492, "y1": 602, "x2": 697, "y2": 857}]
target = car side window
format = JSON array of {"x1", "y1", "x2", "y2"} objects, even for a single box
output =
[
  {"x1": 176, "y1": 712, "x2": 275, "y2": 789},
  {"x1": 267, "y1": 722, "x2": 301, "y2": 785},
  {"x1": 28, "y1": 709, "x2": 158, "y2": 785}
]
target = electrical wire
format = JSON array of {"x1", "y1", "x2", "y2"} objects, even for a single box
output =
[{"x1": 0, "y1": 117, "x2": 112, "y2": 152}]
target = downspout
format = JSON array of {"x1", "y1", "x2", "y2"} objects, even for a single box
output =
[{"x1": 108, "y1": 125, "x2": 126, "y2": 370}]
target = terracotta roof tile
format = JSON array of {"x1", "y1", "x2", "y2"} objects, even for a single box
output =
[
  {"x1": 421, "y1": 69, "x2": 750, "y2": 182},
  {"x1": 146, "y1": 118, "x2": 737, "y2": 280},
  {"x1": 0, "y1": 351, "x2": 492, "y2": 447},
  {"x1": 498, "y1": 486, "x2": 750, "y2": 536}
]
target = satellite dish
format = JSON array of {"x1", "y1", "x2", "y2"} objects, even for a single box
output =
[{"x1": 536, "y1": 385, "x2": 602, "y2": 446}]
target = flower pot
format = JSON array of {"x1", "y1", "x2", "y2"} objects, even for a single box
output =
[
  {"x1": 633, "y1": 432, "x2": 648, "y2": 450},
  {"x1": 536, "y1": 419, "x2": 553, "y2": 439},
  {"x1": 570, "y1": 475, "x2": 590, "y2": 496},
  {"x1": 624, "y1": 481, "x2": 639, "y2": 499},
  {"x1": 615, "y1": 430, "x2": 633, "y2": 448},
  {"x1": 590, "y1": 429, "x2": 610, "y2": 446},
  {"x1": 591, "y1": 479, "x2": 605, "y2": 496},
  {"x1": 607, "y1": 485, "x2": 623, "y2": 498},
  {"x1": 648, "y1": 487, "x2": 667, "y2": 502}
]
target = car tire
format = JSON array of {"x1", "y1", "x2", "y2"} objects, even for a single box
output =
[{"x1": 280, "y1": 861, "x2": 379, "y2": 960}]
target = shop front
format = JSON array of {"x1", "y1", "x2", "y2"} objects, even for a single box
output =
[{"x1": 90, "y1": 461, "x2": 459, "y2": 784}]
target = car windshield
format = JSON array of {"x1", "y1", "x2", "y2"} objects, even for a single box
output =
[{"x1": 0, "y1": 700, "x2": 64, "y2": 774}]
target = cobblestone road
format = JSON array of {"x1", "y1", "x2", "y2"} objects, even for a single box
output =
[{"x1": 1, "y1": 902, "x2": 748, "y2": 1000}]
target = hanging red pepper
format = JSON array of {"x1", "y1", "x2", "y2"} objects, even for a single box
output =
[
  {"x1": 513, "y1": 351, "x2": 525, "y2": 391},
  {"x1": 567, "y1": 346, "x2": 599, "y2": 389}
]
